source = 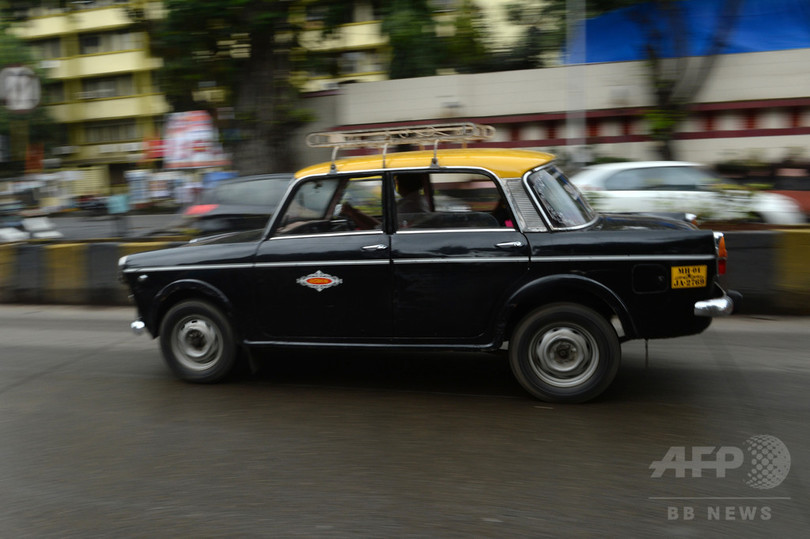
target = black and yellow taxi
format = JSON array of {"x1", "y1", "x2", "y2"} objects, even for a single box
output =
[{"x1": 120, "y1": 124, "x2": 737, "y2": 402}]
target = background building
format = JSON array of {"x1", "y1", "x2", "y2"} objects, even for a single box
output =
[
  {"x1": 8, "y1": 0, "x2": 170, "y2": 207},
  {"x1": 5, "y1": 0, "x2": 809, "y2": 208}
]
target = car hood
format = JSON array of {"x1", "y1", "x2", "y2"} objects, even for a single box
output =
[{"x1": 593, "y1": 213, "x2": 697, "y2": 231}]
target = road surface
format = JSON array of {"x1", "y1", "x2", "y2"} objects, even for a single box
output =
[{"x1": 0, "y1": 305, "x2": 807, "y2": 537}]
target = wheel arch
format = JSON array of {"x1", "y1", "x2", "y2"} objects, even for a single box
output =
[
  {"x1": 500, "y1": 275, "x2": 638, "y2": 341},
  {"x1": 147, "y1": 279, "x2": 236, "y2": 339}
]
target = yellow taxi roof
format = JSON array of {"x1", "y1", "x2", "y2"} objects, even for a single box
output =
[{"x1": 295, "y1": 148, "x2": 556, "y2": 179}]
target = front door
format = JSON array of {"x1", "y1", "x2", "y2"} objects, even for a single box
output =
[{"x1": 252, "y1": 174, "x2": 393, "y2": 342}]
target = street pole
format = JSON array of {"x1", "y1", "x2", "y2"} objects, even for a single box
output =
[{"x1": 566, "y1": 0, "x2": 587, "y2": 170}]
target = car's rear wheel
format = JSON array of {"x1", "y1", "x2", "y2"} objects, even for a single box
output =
[
  {"x1": 509, "y1": 303, "x2": 620, "y2": 403},
  {"x1": 159, "y1": 300, "x2": 237, "y2": 383}
]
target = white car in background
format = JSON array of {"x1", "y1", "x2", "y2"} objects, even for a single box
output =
[{"x1": 570, "y1": 161, "x2": 805, "y2": 225}]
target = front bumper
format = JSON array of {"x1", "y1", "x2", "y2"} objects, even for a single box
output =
[
  {"x1": 131, "y1": 319, "x2": 146, "y2": 335},
  {"x1": 694, "y1": 289, "x2": 741, "y2": 317}
]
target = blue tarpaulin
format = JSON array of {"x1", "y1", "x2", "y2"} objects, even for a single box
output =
[{"x1": 566, "y1": 0, "x2": 810, "y2": 64}]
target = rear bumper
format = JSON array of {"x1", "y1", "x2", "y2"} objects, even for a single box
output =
[{"x1": 694, "y1": 289, "x2": 741, "y2": 317}]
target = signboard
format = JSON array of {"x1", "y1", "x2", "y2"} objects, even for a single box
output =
[
  {"x1": 0, "y1": 66, "x2": 41, "y2": 112},
  {"x1": 163, "y1": 110, "x2": 230, "y2": 169}
]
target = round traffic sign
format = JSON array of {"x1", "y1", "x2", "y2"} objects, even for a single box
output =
[{"x1": 0, "y1": 66, "x2": 41, "y2": 112}]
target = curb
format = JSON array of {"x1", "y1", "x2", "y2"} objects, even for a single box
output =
[{"x1": 0, "y1": 241, "x2": 178, "y2": 306}]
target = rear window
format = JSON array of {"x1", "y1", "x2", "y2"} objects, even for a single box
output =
[{"x1": 527, "y1": 165, "x2": 596, "y2": 228}]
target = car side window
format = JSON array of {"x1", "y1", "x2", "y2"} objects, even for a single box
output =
[
  {"x1": 605, "y1": 170, "x2": 646, "y2": 190},
  {"x1": 638, "y1": 167, "x2": 700, "y2": 190},
  {"x1": 396, "y1": 171, "x2": 511, "y2": 230},
  {"x1": 215, "y1": 177, "x2": 290, "y2": 208},
  {"x1": 275, "y1": 175, "x2": 383, "y2": 236}
]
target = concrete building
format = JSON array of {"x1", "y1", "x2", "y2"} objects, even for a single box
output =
[
  {"x1": 9, "y1": 0, "x2": 170, "y2": 207},
  {"x1": 297, "y1": 47, "x2": 810, "y2": 169}
]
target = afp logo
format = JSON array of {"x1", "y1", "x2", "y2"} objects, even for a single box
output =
[{"x1": 650, "y1": 435, "x2": 791, "y2": 489}]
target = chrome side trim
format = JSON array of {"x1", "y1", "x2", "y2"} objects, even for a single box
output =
[
  {"x1": 396, "y1": 228, "x2": 513, "y2": 234},
  {"x1": 243, "y1": 339, "x2": 498, "y2": 351},
  {"x1": 123, "y1": 263, "x2": 253, "y2": 273},
  {"x1": 269, "y1": 230, "x2": 385, "y2": 241},
  {"x1": 394, "y1": 257, "x2": 529, "y2": 265},
  {"x1": 537, "y1": 254, "x2": 716, "y2": 263},
  {"x1": 255, "y1": 260, "x2": 388, "y2": 268},
  {"x1": 122, "y1": 253, "x2": 714, "y2": 273}
]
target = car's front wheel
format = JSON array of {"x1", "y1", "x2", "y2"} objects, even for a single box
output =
[
  {"x1": 159, "y1": 300, "x2": 237, "y2": 383},
  {"x1": 509, "y1": 303, "x2": 620, "y2": 403}
]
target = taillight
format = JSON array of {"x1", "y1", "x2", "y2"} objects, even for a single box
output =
[
  {"x1": 184, "y1": 204, "x2": 219, "y2": 216},
  {"x1": 714, "y1": 232, "x2": 727, "y2": 275}
]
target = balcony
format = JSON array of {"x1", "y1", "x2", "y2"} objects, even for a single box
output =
[
  {"x1": 48, "y1": 94, "x2": 169, "y2": 123},
  {"x1": 42, "y1": 51, "x2": 162, "y2": 79}
]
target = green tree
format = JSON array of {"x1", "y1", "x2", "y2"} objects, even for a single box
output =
[
  {"x1": 487, "y1": 1, "x2": 550, "y2": 70},
  {"x1": 441, "y1": 0, "x2": 490, "y2": 74},
  {"x1": 381, "y1": 0, "x2": 442, "y2": 79},
  {"x1": 0, "y1": 17, "x2": 64, "y2": 178},
  {"x1": 149, "y1": 0, "x2": 312, "y2": 174},
  {"x1": 320, "y1": 0, "x2": 492, "y2": 77}
]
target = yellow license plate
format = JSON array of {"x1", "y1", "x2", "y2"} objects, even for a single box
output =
[{"x1": 671, "y1": 265, "x2": 707, "y2": 289}]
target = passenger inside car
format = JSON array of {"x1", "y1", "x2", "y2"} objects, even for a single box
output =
[{"x1": 395, "y1": 173, "x2": 430, "y2": 214}]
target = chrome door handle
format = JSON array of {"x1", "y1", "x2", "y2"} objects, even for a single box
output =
[
  {"x1": 361, "y1": 244, "x2": 388, "y2": 251},
  {"x1": 495, "y1": 241, "x2": 523, "y2": 248}
]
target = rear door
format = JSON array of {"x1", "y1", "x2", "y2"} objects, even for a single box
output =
[{"x1": 390, "y1": 170, "x2": 529, "y2": 342}]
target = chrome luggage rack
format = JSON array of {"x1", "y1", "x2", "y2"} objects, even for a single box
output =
[{"x1": 306, "y1": 122, "x2": 495, "y2": 171}]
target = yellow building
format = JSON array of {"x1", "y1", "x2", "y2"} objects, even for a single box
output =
[{"x1": 11, "y1": 0, "x2": 169, "y2": 201}]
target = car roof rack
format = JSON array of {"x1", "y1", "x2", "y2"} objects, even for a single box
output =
[{"x1": 306, "y1": 122, "x2": 495, "y2": 171}]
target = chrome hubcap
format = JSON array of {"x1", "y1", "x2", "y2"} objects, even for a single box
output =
[
  {"x1": 172, "y1": 316, "x2": 222, "y2": 371},
  {"x1": 530, "y1": 325, "x2": 599, "y2": 388}
]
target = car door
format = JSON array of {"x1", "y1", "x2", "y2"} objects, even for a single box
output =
[
  {"x1": 390, "y1": 170, "x2": 530, "y2": 342},
  {"x1": 251, "y1": 174, "x2": 393, "y2": 342}
]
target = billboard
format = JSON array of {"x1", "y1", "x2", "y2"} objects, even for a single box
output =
[{"x1": 163, "y1": 110, "x2": 230, "y2": 169}]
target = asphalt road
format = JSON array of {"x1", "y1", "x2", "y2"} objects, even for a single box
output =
[{"x1": 0, "y1": 305, "x2": 808, "y2": 537}]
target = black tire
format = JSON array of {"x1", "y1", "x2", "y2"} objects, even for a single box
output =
[
  {"x1": 509, "y1": 303, "x2": 620, "y2": 403},
  {"x1": 159, "y1": 300, "x2": 237, "y2": 383}
]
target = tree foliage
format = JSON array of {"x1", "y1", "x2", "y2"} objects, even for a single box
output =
[
  {"x1": 149, "y1": 0, "x2": 310, "y2": 174},
  {"x1": 380, "y1": 0, "x2": 441, "y2": 79},
  {"x1": 442, "y1": 0, "x2": 493, "y2": 74}
]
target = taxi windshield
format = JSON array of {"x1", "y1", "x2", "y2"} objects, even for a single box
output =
[{"x1": 527, "y1": 165, "x2": 597, "y2": 228}]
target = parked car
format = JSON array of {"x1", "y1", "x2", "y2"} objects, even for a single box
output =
[
  {"x1": 76, "y1": 195, "x2": 107, "y2": 217},
  {"x1": 570, "y1": 161, "x2": 805, "y2": 225},
  {"x1": 120, "y1": 124, "x2": 737, "y2": 403},
  {"x1": 165, "y1": 174, "x2": 293, "y2": 236},
  {"x1": 0, "y1": 200, "x2": 28, "y2": 242},
  {"x1": 729, "y1": 167, "x2": 810, "y2": 220}
]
